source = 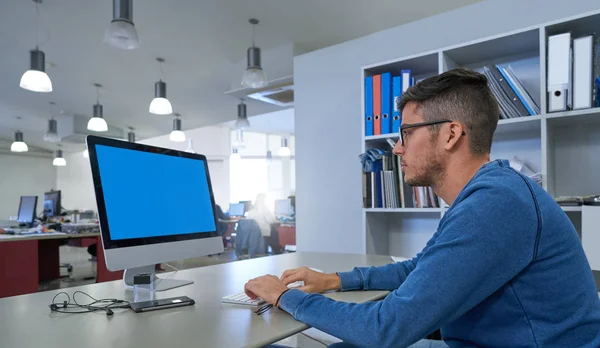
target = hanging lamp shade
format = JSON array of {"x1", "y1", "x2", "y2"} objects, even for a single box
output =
[
  {"x1": 87, "y1": 103, "x2": 108, "y2": 132},
  {"x1": 20, "y1": 49, "x2": 52, "y2": 93},
  {"x1": 103, "y1": 0, "x2": 139, "y2": 50},
  {"x1": 149, "y1": 80, "x2": 172, "y2": 115},
  {"x1": 169, "y1": 115, "x2": 185, "y2": 142},
  {"x1": 241, "y1": 19, "x2": 267, "y2": 88},
  {"x1": 234, "y1": 100, "x2": 250, "y2": 129},
  {"x1": 11, "y1": 131, "x2": 29, "y2": 153},
  {"x1": 53, "y1": 149, "x2": 66, "y2": 166}
]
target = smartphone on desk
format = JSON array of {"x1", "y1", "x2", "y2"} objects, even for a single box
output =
[{"x1": 130, "y1": 296, "x2": 195, "y2": 313}]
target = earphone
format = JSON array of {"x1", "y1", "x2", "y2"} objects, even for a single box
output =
[{"x1": 48, "y1": 291, "x2": 129, "y2": 316}]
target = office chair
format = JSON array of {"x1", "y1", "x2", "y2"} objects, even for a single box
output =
[{"x1": 234, "y1": 219, "x2": 266, "y2": 259}]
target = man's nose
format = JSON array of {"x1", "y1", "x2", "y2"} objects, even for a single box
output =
[{"x1": 393, "y1": 141, "x2": 404, "y2": 157}]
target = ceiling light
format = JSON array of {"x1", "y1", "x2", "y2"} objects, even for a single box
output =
[
  {"x1": 45, "y1": 102, "x2": 60, "y2": 142},
  {"x1": 20, "y1": 50, "x2": 52, "y2": 93},
  {"x1": 185, "y1": 139, "x2": 195, "y2": 153},
  {"x1": 88, "y1": 84, "x2": 108, "y2": 132},
  {"x1": 44, "y1": 118, "x2": 60, "y2": 142},
  {"x1": 20, "y1": 1, "x2": 52, "y2": 93},
  {"x1": 103, "y1": 0, "x2": 139, "y2": 50},
  {"x1": 149, "y1": 58, "x2": 173, "y2": 115},
  {"x1": 279, "y1": 137, "x2": 291, "y2": 157},
  {"x1": 53, "y1": 148, "x2": 66, "y2": 166},
  {"x1": 11, "y1": 131, "x2": 29, "y2": 153},
  {"x1": 128, "y1": 127, "x2": 136, "y2": 143},
  {"x1": 241, "y1": 19, "x2": 267, "y2": 89},
  {"x1": 234, "y1": 99, "x2": 250, "y2": 129},
  {"x1": 169, "y1": 113, "x2": 186, "y2": 142}
]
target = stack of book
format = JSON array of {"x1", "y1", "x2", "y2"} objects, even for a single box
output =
[{"x1": 360, "y1": 149, "x2": 441, "y2": 209}]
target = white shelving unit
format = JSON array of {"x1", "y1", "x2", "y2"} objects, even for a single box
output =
[{"x1": 361, "y1": 9, "x2": 600, "y2": 265}]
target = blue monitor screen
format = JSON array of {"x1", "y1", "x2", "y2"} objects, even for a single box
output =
[{"x1": 95, "y1": 144, "x2": 216, "y2": 240}]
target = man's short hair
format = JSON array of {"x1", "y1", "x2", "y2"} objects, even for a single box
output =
[{"x1": 398, "y1": 68, "x2": 499, "y2": 156}]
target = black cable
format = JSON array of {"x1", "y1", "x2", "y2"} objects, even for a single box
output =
[{"x1": 49, "y1": 290, "x2": 130, "y2": 316}]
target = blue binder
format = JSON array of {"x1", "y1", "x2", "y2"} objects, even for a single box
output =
[
  {"x1": 381, "y1": 73, "x2": 392, "y2": 134},
  {"x1": 365, "y1": 76, "x2": 374, "y2": 136},
  {"x1": 392, "y1": 76, "x2": 402, "y2": 133}
]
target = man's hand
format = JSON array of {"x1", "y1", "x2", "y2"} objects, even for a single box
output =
[
  {"x1": 244, "y1": 275, "x2": 289, "y2": 305},
  {"x1": 281, "y1": 267, "x2": 341, "y2": 293}
]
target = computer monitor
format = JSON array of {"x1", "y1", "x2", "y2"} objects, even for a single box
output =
[
  {"x1": 17, "y1": 196, "x2": 38, "y2": 226},
  {"x1": 86, "y1": 135, "x2": 223, "y2": 291},
  {"x1": 228, "y1": 203, "x2": 245, "y2": 217},
  {"x1": 239, "y1": 200, "x2": 252, "y2": 213},
  {"x1": 274, "y1": 199, "x2": 292, "y2": 216},
  {"x1": 43, "y1": 190, "x2": 61, "y2": 217}
]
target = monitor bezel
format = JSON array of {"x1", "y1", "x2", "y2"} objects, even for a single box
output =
[
  {"x1": 86, "y1": 135, "x2": 219, "y2": 250},
  {"x1": 18, "y1": 195, "x2": 38, "y2": 223}
]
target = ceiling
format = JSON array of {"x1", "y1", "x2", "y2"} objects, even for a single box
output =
[{"x1": 0, "y1": 0, "x2": 481, "y2": 152}]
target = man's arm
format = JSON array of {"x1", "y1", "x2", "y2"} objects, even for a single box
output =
[
  {"x1": 279, "y1": 186, "x2": 538, "y2": 347},
  {"x1": 337, "y1": 229, "x2": 441, "y2": 291}
]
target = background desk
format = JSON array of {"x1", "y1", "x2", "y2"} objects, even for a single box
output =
[
  {"x1": 0, "y1": 252, "x2": 391, "y2": 348},
  {"x1": 0, "y1": 232, "x2": 123, "y2": 298}
]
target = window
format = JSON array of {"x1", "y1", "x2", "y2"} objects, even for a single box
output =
[{"x1": 229, "y1": 131, "x2": 295, "y2": 210}]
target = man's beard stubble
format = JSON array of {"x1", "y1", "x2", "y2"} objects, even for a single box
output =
[{"x1": 404, "y1": 149, "x2": 445, "y2": 189}]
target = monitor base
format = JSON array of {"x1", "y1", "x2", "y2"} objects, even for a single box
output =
[{"x1": 123, "y1": 265, "x2": 194, "y2": 292}]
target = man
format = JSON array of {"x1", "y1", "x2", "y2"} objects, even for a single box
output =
[{"x1": 244, "y1": 68, "x2": 600, "y2": 347}]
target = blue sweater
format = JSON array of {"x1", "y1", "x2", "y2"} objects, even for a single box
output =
[{"x1": 280, "y1": 160, "x2": 600, "y2": 347}]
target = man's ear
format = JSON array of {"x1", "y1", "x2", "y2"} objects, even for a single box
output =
[{"x1": 444, "y1": 122, "x2": 464, "y2": 151}]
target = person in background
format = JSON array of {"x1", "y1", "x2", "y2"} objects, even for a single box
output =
[
  {"x1": 245, "y1": 194, "x2": 277, "y2": 238},
  {"x1": 214, "y1": 204, "x2": 239, "y2": 238}
]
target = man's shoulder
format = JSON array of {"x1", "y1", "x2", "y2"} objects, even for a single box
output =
[{"x1": 460, "y1": 165, "x2": 534, "y2": 204}]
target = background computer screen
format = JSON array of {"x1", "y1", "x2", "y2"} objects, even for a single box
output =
[
  {"x1": 274, "y1": 199, "x2": 291, "y2": 216},
  {"x1": 229, "y1": 203, "x2": 245, "y2": 217},
  {"x1": 18, "y1": 196, "x2": 37, "y2": 223},
  {"x1": 95, "y1": 144, "x2": 216, "y2": 240},
  {"x1": 43, "y1": 190, "x2": 61, "y2": 217}
]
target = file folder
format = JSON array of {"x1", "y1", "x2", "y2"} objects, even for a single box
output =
[
  {"x1": 381, "y1": 73, "x2": 392, "y2": 134},
  {"x1": 373, "y1": 74, "x2": 382, "y2": 135},
  {"x1": 572, "y1": 34, "x2": 595, "y2": 110},
  {"x1": 492, "y1": 66, "x2": 529, "y2": 117},
  {"x1": 392, "y1": 76, "x2": 402, "y2": 133},
  {"x1": 547, "y1": 33, "x2": 572, "y2": 112},
  {"x1": 364, "y1": 76, "x2": 374, "y2": 136},
  {"x1": 401, "y1": 70, "x2": 411, "y2": 93}
]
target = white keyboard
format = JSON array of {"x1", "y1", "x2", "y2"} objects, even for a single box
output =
[
  {"x1": 221, "y1": 292, "x2": 265, "y2": 306},
  {"x1": 221, "y1": 268, "x2": 324, "y2": 306}
]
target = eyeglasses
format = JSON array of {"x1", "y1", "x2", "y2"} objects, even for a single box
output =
[{"x1": 399, "y1": 119, "x2": 465, "y2": 146}]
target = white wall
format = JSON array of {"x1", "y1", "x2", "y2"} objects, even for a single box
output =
[
  {"x1": 0, "y1": 153, "x2": 57, "y2": 219},
  {"x1": 294, "y1": 0, "x2": 600, "y2": 254},
  {"x1": 56, "y1": 125, "x2": 231, "y2": 212},
  {"x1": 139, "y1": 126, "x2": 231, "y2": 209}
]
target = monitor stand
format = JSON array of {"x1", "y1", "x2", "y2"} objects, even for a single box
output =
[{"x1": 123, "y1": 265, "x2": 193, "y2": 292}]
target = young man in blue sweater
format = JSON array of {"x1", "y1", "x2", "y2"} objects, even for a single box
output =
[{"x1": 245, "y1": 68, "x2": 600, "y2": 347}]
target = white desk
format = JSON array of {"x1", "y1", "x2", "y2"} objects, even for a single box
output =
[{"x1": 0, "y1": 252, "x2": 392, "y2": 348}]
